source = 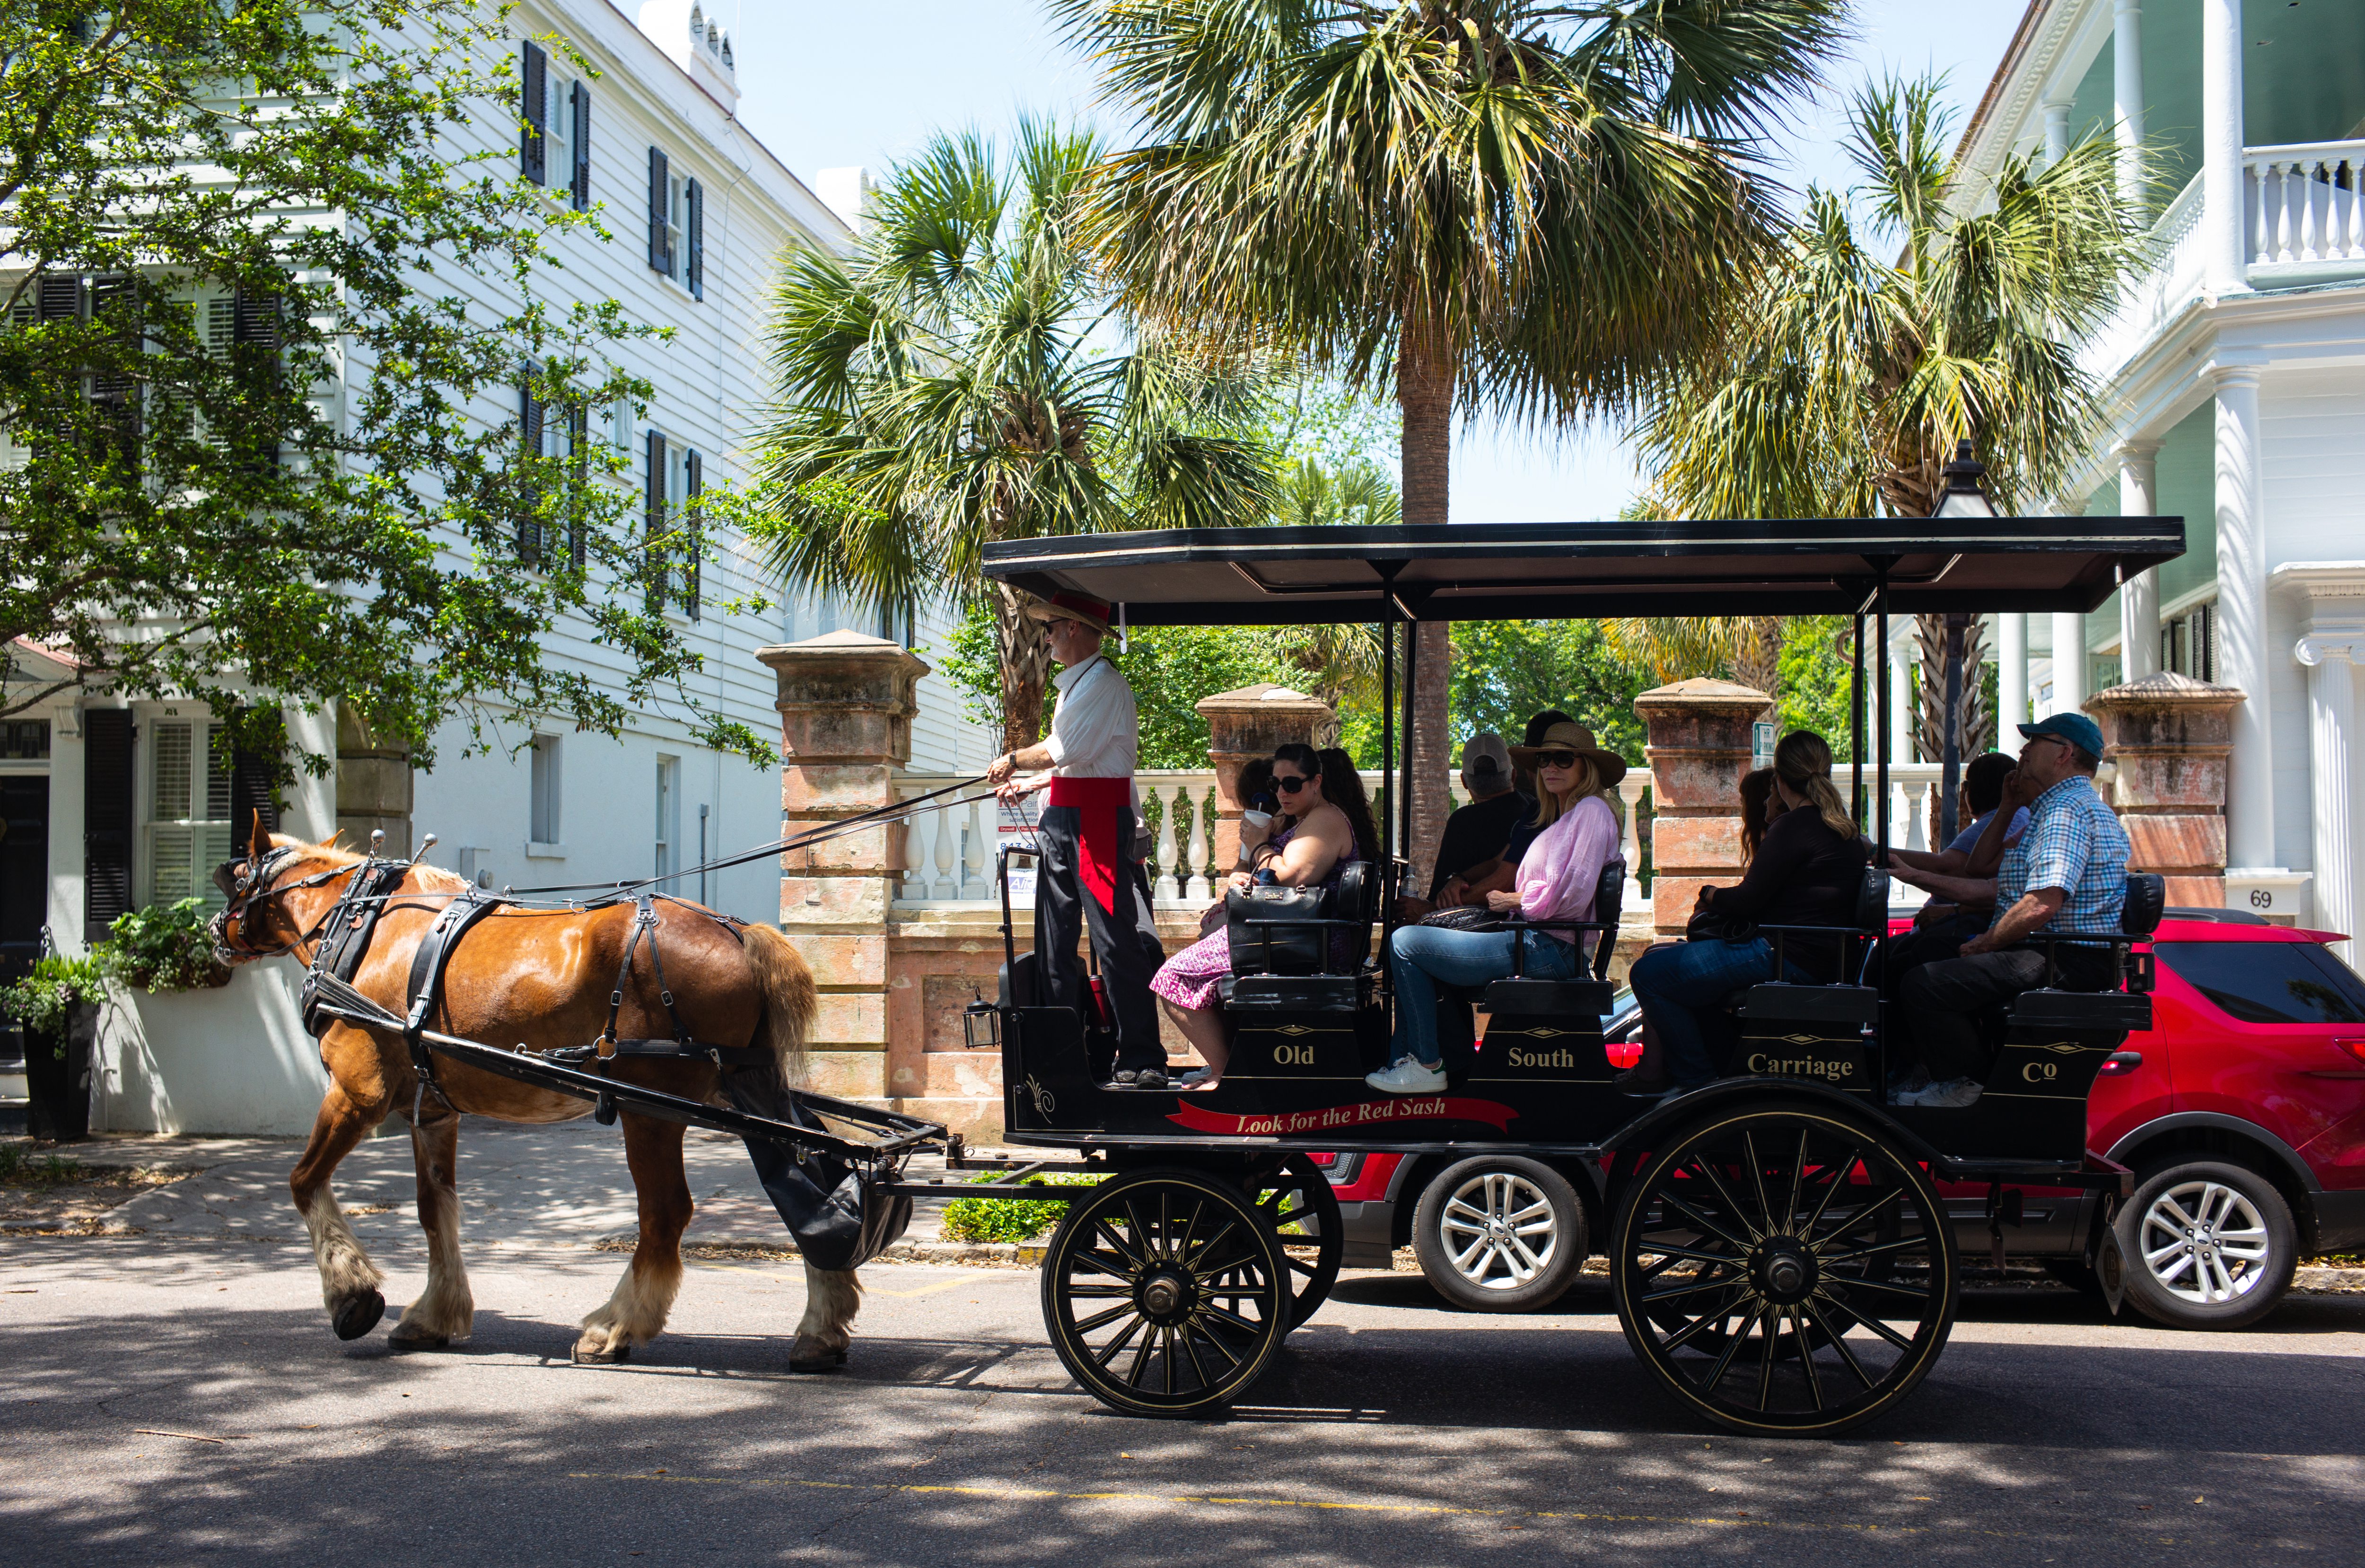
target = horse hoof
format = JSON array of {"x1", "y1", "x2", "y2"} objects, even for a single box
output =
[
  {"x1": 332, "y1": 1289, "x2": 386, "y2": 1342},
  {"x1": 388, "y1": 1331, "x2": 450, "y2": 1352},
  {"x1": 789, "y1": 1347, "x2": 849, "y2": 1374},
  {"x1": 572, "y1": 1341, "x2": 630, "y2": 1365}
]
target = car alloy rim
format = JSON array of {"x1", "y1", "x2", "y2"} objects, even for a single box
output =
[
  {"x1": 1439, "y1": 1171, "x2": 1557, "y2": 1289},
  {"x1": 2138, "y1": 1179, "x2": 2271, "y2": 1304}
]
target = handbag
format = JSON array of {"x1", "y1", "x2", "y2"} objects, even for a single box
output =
[
  {"x1": 1226, "y1": 883, "x2": 1330, "y2": 975},
  {"x1": 1418, "y1": 905, "x2": 1497, "y2": 932},
  {"x1": 1686, "y1": 908, "x2": 1758, "y2": 944}
]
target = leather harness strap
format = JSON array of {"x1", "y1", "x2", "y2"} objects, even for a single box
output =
[
  {"x1": 402, "y1": 892, "x2": 504, "y2": 1116},
  {"x1": 300, "y1": 859, "x2": 413, "y2": 1042}
]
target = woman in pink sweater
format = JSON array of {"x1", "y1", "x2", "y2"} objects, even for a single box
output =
[{"x1": 1366, "y1": 722, "x2": 1625, "y2": 1095}]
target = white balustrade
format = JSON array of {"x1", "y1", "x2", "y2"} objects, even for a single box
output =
[
  {"x1": 932, "y1": 798, "x2": 957, "y2": 898},
  {"x1": 1616, "y1": 774, "x2": 1649, "y2": 915},
  {"x1": 960, "y1": 795, "x2": 986, "y2": 899},
  {"x1": 2247, "y1": 142, "x2": 2365, "y2": 269}
]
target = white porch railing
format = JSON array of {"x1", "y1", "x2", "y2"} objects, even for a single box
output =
[
  {"x1": 2246, "y1": 140, "x2": 2365, "y2": 270},
  {"x1": 2086, "y1": 141, "x2": 2365, "y2": 382}
]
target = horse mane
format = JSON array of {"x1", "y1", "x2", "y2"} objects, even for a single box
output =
[{"x1": 274, "y1": 832, "x2": 472, "y2": 894}]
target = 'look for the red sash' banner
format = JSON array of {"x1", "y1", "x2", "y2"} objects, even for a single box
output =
[{"x1": 1165, "y1": 1096, "x2": 1518, "y2": 1138}]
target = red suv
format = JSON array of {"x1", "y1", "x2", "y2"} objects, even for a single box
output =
[{"x1": 1315, "y1": 910, "x2": 2365, "y2": 1330}]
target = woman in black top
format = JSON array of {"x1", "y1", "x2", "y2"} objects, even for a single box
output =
[{"x1": 1628, "y1": 732, "x2": 1871, "y2": 1094}]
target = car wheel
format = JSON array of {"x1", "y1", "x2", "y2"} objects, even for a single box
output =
[
  {"x1": 1411, "y1": 1156, "x2": 1586, "y2": 1313},
  {"x1": 2114, "y1": 1158, "x2": 2296, "y2": 1331}
]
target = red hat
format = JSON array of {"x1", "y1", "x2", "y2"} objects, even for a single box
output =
[{"x1": 1025, "y1": 590, "x2": 1114, "y2": 636}]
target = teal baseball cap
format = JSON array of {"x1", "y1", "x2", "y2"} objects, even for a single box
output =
[{"x1": 2019, "y1": 712, "x2": 2105, "y2": 759}]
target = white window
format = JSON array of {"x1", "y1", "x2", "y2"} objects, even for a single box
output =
[
  {"x1": 148, "y1": 716, "x2": 232, "y2": 913},
  {"x1": 666, "y1": 173, "x2": 688, "y2": 282},
  {"x1": 529, "y1": 733, "x2": 561, "y2": 848},
  {"x1": 544, "y1": 73, "x2": 573, "y2": 189},
  {"x1": 654, "y1": 754, "x2": 681, "y2": 885}
]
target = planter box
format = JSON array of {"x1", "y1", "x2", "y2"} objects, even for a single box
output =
[{"x1": 22, "y1": 1002, "x2": 97, "y2": 1142}]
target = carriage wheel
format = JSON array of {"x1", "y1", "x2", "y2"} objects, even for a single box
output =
[
  {"x1": 1611, "y1": 1103, "x2": 1957, "y2": 1437},
  {"x1": 1253, "y1": 1153, "x2": 1343, "y2": 1329},
  {"x1": 1040, "y1": 1167, "x2": 1289, "y2": 1417}
]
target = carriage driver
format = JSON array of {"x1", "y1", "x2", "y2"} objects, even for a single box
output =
[{"x1": 987, "y1": 592, "x2": 1173, "y2": 1089}]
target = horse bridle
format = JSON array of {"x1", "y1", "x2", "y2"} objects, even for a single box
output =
[{"x1": 215, "y1": 847, "x2": 372, "y2": 961}]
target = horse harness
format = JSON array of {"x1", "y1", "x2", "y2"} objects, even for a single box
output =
[{"x1": 282, "y1": 858, "x2": 770, "y2": 1125}]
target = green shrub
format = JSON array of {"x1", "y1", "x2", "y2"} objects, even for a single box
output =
[
  {"x1": 938, "y1": 1172, "x2": 1099, "y2": 1244},
  {"x1": 0, "y1": 955, "x2": 106, "y2": 1047},
  {"x1": 93, "y1": 898, "x2": 228, "y2": 992}
]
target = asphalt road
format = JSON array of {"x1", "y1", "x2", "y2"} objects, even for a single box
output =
[{"x1": 3, "y1": 1234, "x2": 2360, "y2": 1567}]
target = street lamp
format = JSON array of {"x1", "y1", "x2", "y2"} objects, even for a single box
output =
[
  {"x1": 1929, "y1": 441, "x2": 1997, "y2": 842},
  {"x1": 1932, "y1": 439, "x2": 1998, "y2": 519}
]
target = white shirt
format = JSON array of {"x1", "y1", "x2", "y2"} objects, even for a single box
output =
[{"x1": 1044, "y1": 656, "x2": 1139, "y2": 798}]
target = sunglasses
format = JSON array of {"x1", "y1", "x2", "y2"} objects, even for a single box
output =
[
  {"x1": 1272, "y1": 774, "x2": 1314, "y2": 793},
  {"x1": 1533, "y1": 750, "x2": 1581, "y2": 769}
]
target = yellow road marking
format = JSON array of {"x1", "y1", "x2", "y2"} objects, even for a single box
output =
[{"x1": 564, "y1": 1470, "x2": 1965, "y2": 1536}]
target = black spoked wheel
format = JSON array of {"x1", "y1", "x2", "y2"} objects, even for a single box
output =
[
  {"x1": 1253, "y1": 1153, "x2": 1342, "y2": 1329},
  {"x1": 1040, "y1": 1167, "x2": 1289, "y2": 1417},
  {"x1": 1611, "y1": 1103, "x2": 1957, "y2": 1437}
]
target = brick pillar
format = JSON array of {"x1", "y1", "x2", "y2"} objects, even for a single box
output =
[
  {"x1": 758, "y1": 630, "x2": 928, "y2": 1105},
  {"x1": 2085, "y1": 671, "x2": 2244, "y2": 907},
  {"x1": 1635, "y1": 679, "x2": 1768, "y2": 938},
  {"x1": 1193, "y1": 683, "x2": 1335, "y2": 870},
  {"x1": 335, "y1": 706, "x2": 412, "y2": 857}
]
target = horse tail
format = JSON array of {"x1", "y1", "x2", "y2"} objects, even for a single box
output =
[{"x1": 741, "y1": 923, "x2": 815, "y2": 1089}]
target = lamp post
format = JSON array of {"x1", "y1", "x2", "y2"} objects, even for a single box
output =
[{"x1": 1930, "y1": 442, "x2": 1998, "y2": 846}]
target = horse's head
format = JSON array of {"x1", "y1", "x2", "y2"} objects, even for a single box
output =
[{"x1": 210, "y1": 816, "x2": 356, "y2": 964}]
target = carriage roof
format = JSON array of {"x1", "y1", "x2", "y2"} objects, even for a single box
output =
[{"x1": 978, "y1": 515, "x2": 2185, "y2": 626}]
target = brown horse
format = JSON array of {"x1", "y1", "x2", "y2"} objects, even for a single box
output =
[{"x1": 210, "y1": 819, "x2": 862, "y2": 1368}]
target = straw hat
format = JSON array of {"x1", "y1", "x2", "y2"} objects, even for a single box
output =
[
  {"x1": 1509, "y1": 720, "x2": 1628, "y2": 789},
  {"x1": 1024, "y1": 590, "x2": 1115, "y2": 637}
]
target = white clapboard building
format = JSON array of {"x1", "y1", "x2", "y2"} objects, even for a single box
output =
[{"x1": 0, "y1": 0, "x2": 990, "y2": 1133}]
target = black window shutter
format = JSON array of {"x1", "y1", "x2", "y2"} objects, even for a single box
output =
[
  {"x1": 86, "y1": 275, "x2": 140, "y2": 470},
  {"x1": 647, "y1": 147, "x2": 670, "y2": 274},
  {"x1": 568, "y1": 401, "x2": 589, "y2": 568},
  {"x1": 82, "y1": 709, "x2": 133, "y2": 942},
  {"x1": 521, "y1": 40, "x2": 547, "y2": 184},
  {"x1": 570, "y1": 80, "x2": 591, "y2": 209},
  {"x1": 229, "y1": 720, "x2": 281, "y2": 845},
  {"x1": 37, "y1": 273, "x2": 80, "y2": 320},
  {"x1": 683, "y1": 448, "x2": 701, "y2": 620},
  {"x1": 644, "y1": 428, "x2": 667, "y2": 611},
  {"x1": 685, "y1": 178, "x2": 704, "y2": 300},
  {"x1": 518, "y1": 373, "x2": 544, "y2": 565}
]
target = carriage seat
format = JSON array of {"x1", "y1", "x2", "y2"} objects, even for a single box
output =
[
  {"x1": 1435, "y1": 857, "x2": 1628, "y2": 1010},
  {"x1": 1716, "y1": 866, "x2": 1892, "y2": 1016},
  {"x1": 1999, "y1": 872, "x2": 2165, "y2": 1033},
  {"x1": 1218, "y1": 860, "x2": 1380, "y2": 1014}
]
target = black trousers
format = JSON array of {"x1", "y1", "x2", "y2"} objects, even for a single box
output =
[
  {"x1": 1900, "y1": 944, "x2": 2116, "y2": 1082},
  {"x1": 1873, "y1": 912, "x2": 1988, "y2": 1009},
  {"x1": 1034, "y1": 803, "x2": 1168, "y2": 1073}
]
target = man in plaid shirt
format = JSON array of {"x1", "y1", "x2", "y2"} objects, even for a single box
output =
[{"x1": 1888, "y1": 712, "x2": 2130, "y2": 1107}]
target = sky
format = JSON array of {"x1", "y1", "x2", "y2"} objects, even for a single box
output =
[{"x1": 723, "y1": 0, "x2": 2035, "y2": 523}]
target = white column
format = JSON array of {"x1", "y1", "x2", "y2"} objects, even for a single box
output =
[
  {"x1": 1999, "y1": 613, "x2": 2030, "y2": 733},
  {"x1": 2202, "y1": 0, "x2": 2250, "y2": 295},
  {"x1": 1887, "y1": 620, "x2": 1916, "y2": 762},
  {"x1": 282, "y1": 703, "x2": 338, "y2": 843},
  {"x1": 2114, "y1": 0, "x2": 2146, "y2": 207},
  {"x1": 2050, "y1": 612, "x2": 2088, "y2": 718},
  {"x1": 2118, "y1": 442, "x2": 2163, "y2": 681},
  {"x1": 2043, "y1": 98, "x2": 2073, "y2": 165},
  {"x1": 2295, "y1": 637, "x2": 2361, "y2": 963},
  {"x1": 2214, "y1": 361, "x2": 2277, "y2": 871}
]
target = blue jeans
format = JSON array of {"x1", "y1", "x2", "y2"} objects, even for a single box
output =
[
  {"x1": 1629, "y1": 937, "x2": 1813, "y2": 1089},
  {"x1": 1388, "y1": 925, "x2": 1580, "y2": 1067}
]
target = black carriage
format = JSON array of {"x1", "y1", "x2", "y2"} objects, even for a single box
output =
[{"x1": 944, "y1": 504, "x2": 2184, "y2": 1436}]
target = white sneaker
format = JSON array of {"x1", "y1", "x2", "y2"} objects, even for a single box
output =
[
  {"x1": 1901, "y1": 1077, "x2": 1983, "y2": 1109},
  {"x1": 1366, "y1": 1057, "x2": 1448, "y2": 1095}
]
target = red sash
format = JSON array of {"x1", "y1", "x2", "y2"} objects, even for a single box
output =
[{"x1": 1047, "y1": 775, "x2": 1129, "y2": 915}]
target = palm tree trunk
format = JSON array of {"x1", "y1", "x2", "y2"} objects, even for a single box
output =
[
  {"x1": 994, "y1": 582, "x2": 1053, "y2": 755},
  {"x1": 1398, "y1": 307, "x2": 1453, "y2": 891},
  {"x1": 1732, "y1": 616, "x2": 1783, "y2": 721}
]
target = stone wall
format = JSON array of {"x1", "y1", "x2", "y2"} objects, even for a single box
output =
[{"x1": 2085, "y1": 672, "x2": 2242, "y2": 906}]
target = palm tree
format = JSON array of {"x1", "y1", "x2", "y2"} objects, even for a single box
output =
[
  {"x1": 1053, "y1": 0, "x2": 1843, "y2": 886},
  {"x1": 751, "y1": 122, "x2": 1276, "y2": 755},
  {"x1": 1634, "y1": 76, "x2": 2151, "y2": 759}
]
